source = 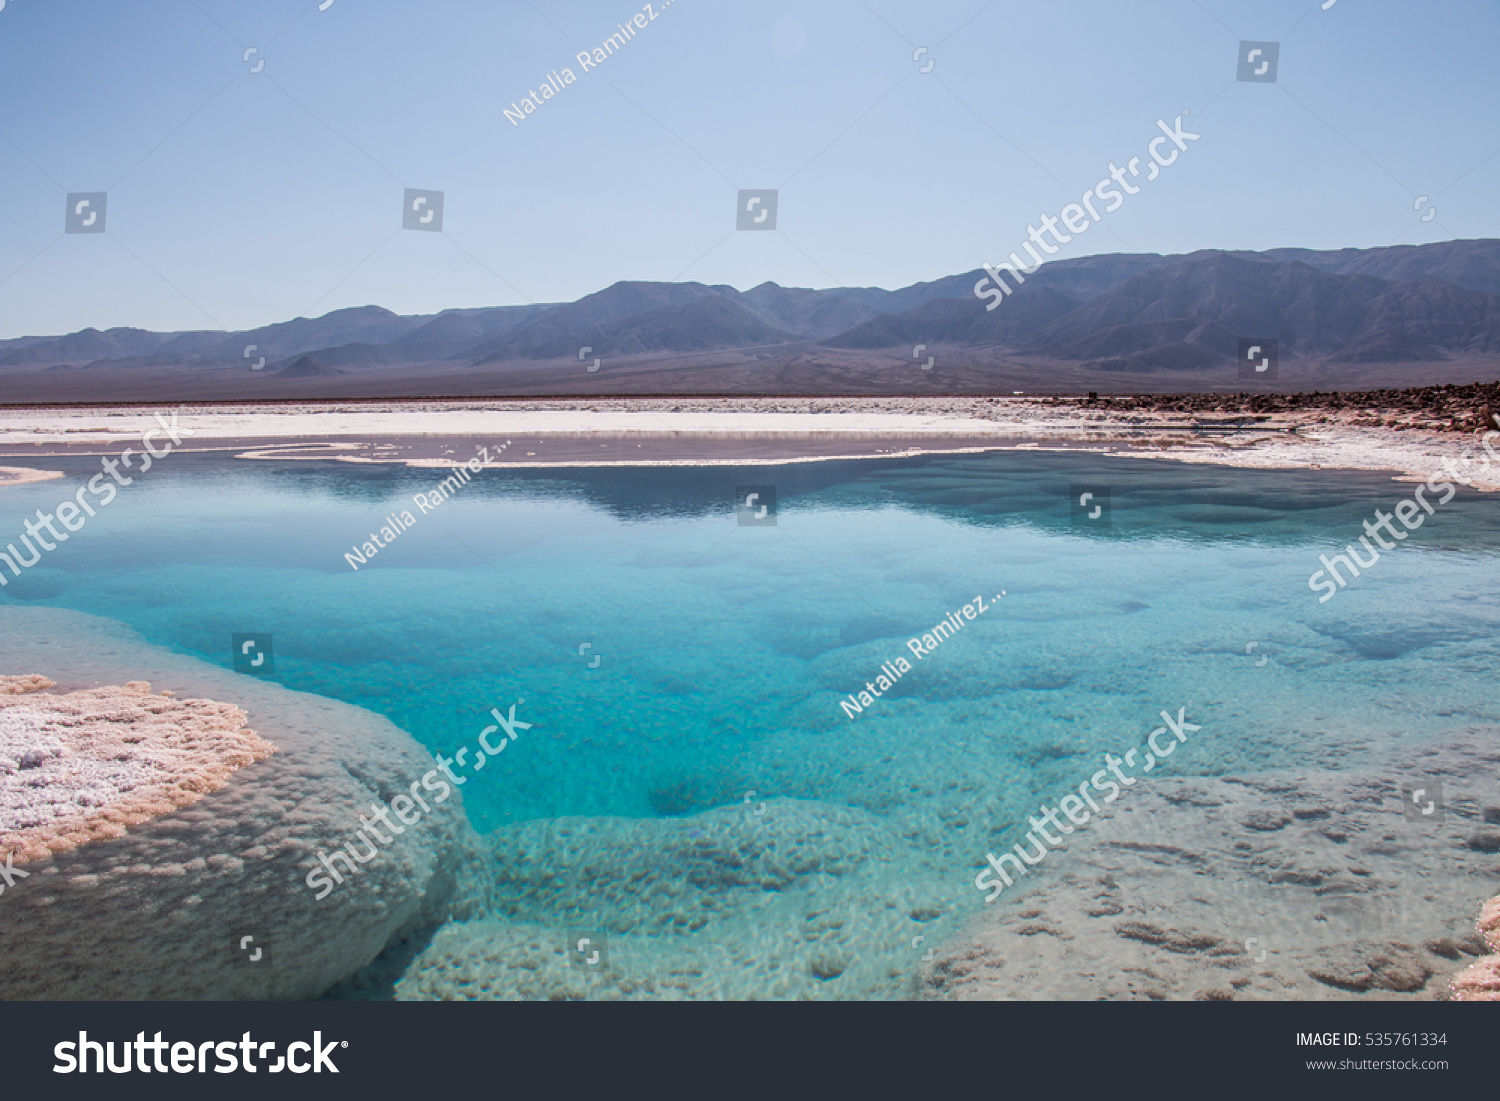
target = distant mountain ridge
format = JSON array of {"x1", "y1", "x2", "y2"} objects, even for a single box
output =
[{"x1": 3, "y1": 239, "x2": 1497, "y2": 376}]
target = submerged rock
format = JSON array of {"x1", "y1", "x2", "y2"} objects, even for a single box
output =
[
  {"x1": 921, "y1": 730, "x2": 1500, "y2": 1001},
  {"x1": 392, "y1": 800, "x2": 966, "y2": 1000}
]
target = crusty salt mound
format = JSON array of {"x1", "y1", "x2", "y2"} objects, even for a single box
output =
[
  {"x1": 0, "y1": 676, "x2": 277, "y2": 863},
  {"x1": 0, "y1": 674, "x2": 56, "y2": 696},
  {"x1": 1450, "y1": 896, "x2": 1500, "y2": 1001},
  {"x1": 0, "y1": 607, "x2": 486, "y2": 1000}
]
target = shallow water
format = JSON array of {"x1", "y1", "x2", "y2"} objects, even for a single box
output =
[{"x1": 3, "y1": 448, "x2": 1499, "y2": 996}]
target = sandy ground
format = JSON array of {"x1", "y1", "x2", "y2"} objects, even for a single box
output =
[{"x1": 2, "y1": 397, "x2": 1499, "y2": 488}]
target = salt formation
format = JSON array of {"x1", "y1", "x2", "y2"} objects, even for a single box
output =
[
  {"x1": 0, "y1": 607, "x2": 485, "y2": 999},
  {"x1": 0, "y1": 677, "x2": 276, "y2": 863},
  {"x1": 1450, "y1": 896, "x2": 1500, "y2": 1000}
]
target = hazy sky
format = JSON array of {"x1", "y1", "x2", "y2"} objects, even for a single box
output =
[{"x1": 1, "y1": 0, "x2": 1496, "y2": 339}]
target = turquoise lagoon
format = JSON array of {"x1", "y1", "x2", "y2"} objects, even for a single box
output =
[{"x1": 3, "y1": 448, "x2": 1499, "y2": 992}]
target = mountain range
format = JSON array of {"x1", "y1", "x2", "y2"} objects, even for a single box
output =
[{"x1": 3, "y1": 239, "x2": 1498, "y2": 399}]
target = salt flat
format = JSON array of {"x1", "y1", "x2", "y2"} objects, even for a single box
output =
[{"x1": 0, "y1": 397, "x2": 1497, "y2": 491}]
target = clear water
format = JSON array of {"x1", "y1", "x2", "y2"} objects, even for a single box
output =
[{"x1": 4, "y1": 449, "x2": 1500, "y2": 993}]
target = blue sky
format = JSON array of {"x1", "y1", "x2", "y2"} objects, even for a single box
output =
[{"x1": 0, "y1": 0, "x2": 1496, "y2": 339}]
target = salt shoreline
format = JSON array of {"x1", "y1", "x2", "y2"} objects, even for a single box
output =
[{"x1": 1, "y1": 397, "x2": 1498, "y2": 490}]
